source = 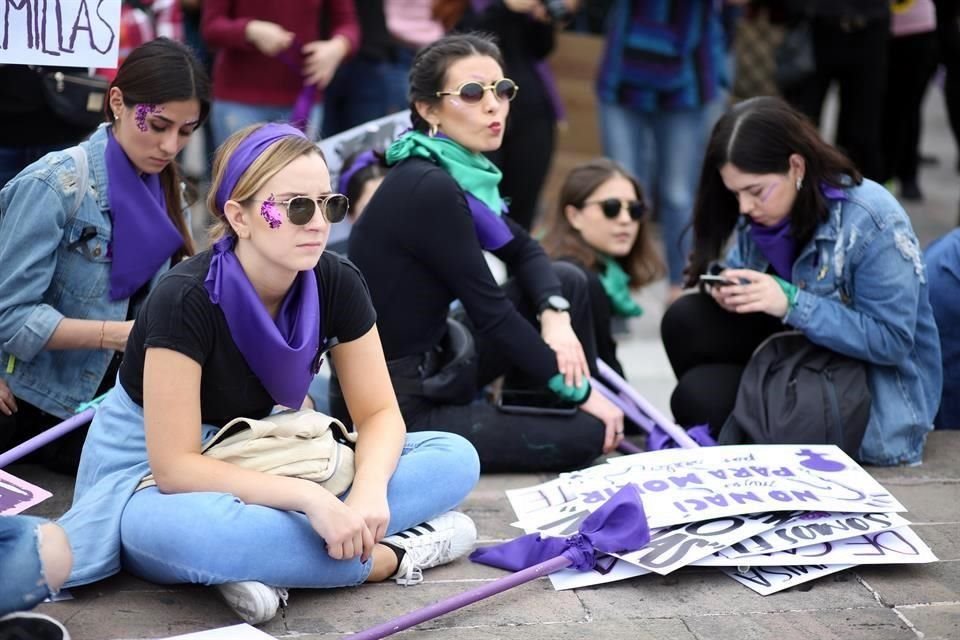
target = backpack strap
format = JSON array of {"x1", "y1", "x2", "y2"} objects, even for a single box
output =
[{"x1": 61, "y1": 144, "x2": 90, "y2": 223}]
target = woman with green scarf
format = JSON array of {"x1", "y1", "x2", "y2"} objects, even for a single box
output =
[
  {"x1": 341, "y1": 33, "x2": 625, "y2": 472},
  {"x1": 540, "y1": 158, "x2": 666, "y2": 380}
]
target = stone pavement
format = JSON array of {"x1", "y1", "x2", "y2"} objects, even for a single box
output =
[{"x1": 10, "y1": 77, "x2": 960, "y2": 640}]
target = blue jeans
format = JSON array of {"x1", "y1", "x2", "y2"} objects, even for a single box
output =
[
  {"x1": 210, "y1": 100, "x2": 324, "y2": 149},
  {"x1": 598, "y1": 101, "x2": 722, "y2": 285},
  {"x1": 0, "y1": 516, "x2": 54, "y2": 616},
  {"x1": 117, "y1": 431, "x2": 480, "y2": 587}
]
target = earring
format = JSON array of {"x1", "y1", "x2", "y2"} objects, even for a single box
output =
[
  {"x1": 796, "y1": 176, "x2": 804, "y2": 191},
  {"x1": 429, "y1": 122, "x2": 438, "y2": 138}
]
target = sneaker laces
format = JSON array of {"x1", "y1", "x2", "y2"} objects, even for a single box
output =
[
  {"x1": 277, "y1": 587, "x2": 289, "y2": 608},
  {"x1": 394, "y1": 537, "x2": 453, "y2": 586}
]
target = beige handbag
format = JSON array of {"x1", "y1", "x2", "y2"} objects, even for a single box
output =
[{"x1": 136, "y1": 409, "x2": 358, "y2": 495}]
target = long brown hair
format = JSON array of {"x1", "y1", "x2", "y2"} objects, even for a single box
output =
[
  {"x1": 107, "y1": 37, "x2": 211, "y2": 262},
  {"x1": 540, "y1": 158, "x2": 665, "y2": 288},
  {"x1": 432, "y1": 0, "x2": 469, "y2": 31}
]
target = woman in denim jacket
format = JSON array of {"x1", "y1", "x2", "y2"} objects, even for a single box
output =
[
  {"x1": 0, "y1": 38, "x2": 210, "y2": 472},
  {"x1": 662, "y1": 96, "x2": 941, "y2": 466}
]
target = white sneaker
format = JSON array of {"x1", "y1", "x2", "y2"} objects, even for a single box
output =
[
  {"x1": 382, "y1": 511, "x2": 478, "y2": 586},
  {"x1": 214, "y1": 581, "x2": 288, "y2": 625}
]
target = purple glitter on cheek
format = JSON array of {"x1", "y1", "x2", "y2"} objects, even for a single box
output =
[
  {"x1": 260, "y1": 194, "x2": 283, "y2": 229},
  {"x1": 134, "y1": 104, "x2": 161, "y2": 132}
]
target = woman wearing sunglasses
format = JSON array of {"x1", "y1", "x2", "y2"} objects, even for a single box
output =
[
  {"x1": 345, "y1": 33, "x2": 625, "y2": 473},
  {"x1": 0, "y1": 39, "x2": 209, "y2": 474},
  {"x1": 540, "y1": 158, "x2": 665, "y2": 380},
  {"x1": 57, "y1": 122, "x2": 481, "y2": 626}
]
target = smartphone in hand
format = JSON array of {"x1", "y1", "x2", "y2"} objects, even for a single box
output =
[
  {"x1": 496, "y1": 389, "x2": 578, "y2": 416},
  {"x1": 699, "y1": 273, "x2": 737, "y2": 287}
]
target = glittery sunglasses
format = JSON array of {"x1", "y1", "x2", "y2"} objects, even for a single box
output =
[
  {"x1": 584, "y1": 198, "x2": 648, "y2": 221},
  {"x1": 253, "y1": 194, "x2": 350, "y2": 225},
  {"x1": 435, "y1": 78, "x2": 519, "y2": 104}
]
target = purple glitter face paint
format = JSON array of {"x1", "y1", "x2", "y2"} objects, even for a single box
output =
[
  {"x1": 135, "y1": 104, "x2": 161, "y2": 132},
  {"x1": 260, "y1": 194, "x2": 283, "y2": 229}
]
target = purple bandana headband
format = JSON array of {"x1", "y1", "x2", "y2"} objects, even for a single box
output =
[
  {"x1": 214, "y1": 123, "x2": 308, "y2": 214},
  {"x1": 337, "y1": 150, "x2": 378, "y2": 195}
]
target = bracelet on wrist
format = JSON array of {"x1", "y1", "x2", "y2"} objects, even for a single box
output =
[{"x1": 98, "y1": 321, "x2": 106, "y2": 350}]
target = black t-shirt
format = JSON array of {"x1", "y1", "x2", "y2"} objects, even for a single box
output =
[
  {"x1": 349, "y1": 157, "x2": 562, "y2": 384},
  {"x1": 120, "y1": 250, "x2": 376, "y2": 426}
]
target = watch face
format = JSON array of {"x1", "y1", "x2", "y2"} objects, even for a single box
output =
[{"x1": 548, "y1": 295, "x2": 571, "y2": 312}]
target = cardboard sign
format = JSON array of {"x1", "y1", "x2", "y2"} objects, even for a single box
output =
[
  {"x1": 525, "y1": 445, "x2": 905, "y2": 534},
  {"x1": 549, "y1": 554, "x2": 649, "y2": 591},
  {"x1": 695, "y1": 526, "x2": 937, "y2": 567},
  {"x1": 693, "y1": 511, "x2": 912, "y2": 562},
  {"x1": 616, "y1": 511, "x2": 807, "y2": 576},
  {"x1": 0, "y1": 469, "x2": 52, "y2": 514},
  {"x1": 1, "y1": 0, "x2": 121, "y2": 68},
  {"x1": 722, "y1": 563, "x2": 853, "y2": 595}
]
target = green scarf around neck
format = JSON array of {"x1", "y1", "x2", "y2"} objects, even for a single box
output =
[
  {"x1": 598, "y1": 255, "x2": 643, "y2": 318},
  {"x1": 386, "y1": 131, "x2": 504, "y2": 216}
]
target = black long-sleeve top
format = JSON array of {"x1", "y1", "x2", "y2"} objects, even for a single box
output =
[{"x1": 348, "y1": 157, "x2": 562, "y2": 383}]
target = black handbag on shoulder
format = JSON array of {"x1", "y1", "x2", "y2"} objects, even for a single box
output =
[{"x1": 36, "y1": 67, "x2": 109, "y2": 129}]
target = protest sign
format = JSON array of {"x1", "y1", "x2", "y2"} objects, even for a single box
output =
[
  {"x1": 159, "y1": 624, "x2": 276, "y2": 639},
  {"x1": 695, "y1": 526, "x2": 937, "y2": 567},
  {"x1": 0, "y1": 469, "x2": 52, "y2": 514},
  {"x1": 525, "y1": 445, "x2": 905, "y2": 534},
  {"x1": 722, "y1": 563, "x2": 853, "y2": 595},
  {"x1": 1, "y1": 0, "x2": 121, "y2": 68},
  {"x1": 548, "y1": 554, "x2": 648, "y2": 591},
  {"x1": 615, "y1": 511, "x2": 807, "y2": 575},
  {"x1": 693, "y1": 511, "x2": 912, "y2": 561}
]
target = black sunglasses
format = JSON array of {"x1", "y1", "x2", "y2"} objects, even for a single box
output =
[
  {"x1": 583, "y1": 198, "x2": 647, "y2": 221},
  {"x1": 251, "y1": 194, "x2": 350, "y2": 225},
  {"x1": 435, "y1": 78, "x2": 519, "y2": 104}
]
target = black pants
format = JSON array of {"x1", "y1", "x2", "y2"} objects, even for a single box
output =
[
  {"x1": 661, "y1": 293, "x2": 782, "y2": 434},
  {"x1": 937, "y1": 0, "x2": 960, "y2": 177},
  {"x1": 782, "y1": 15, "x2": 890, "y2": 180},
  {"x1": 881, "y1": 31, "x2": 940, "y2": 185},
  {"x1": 331, "y1": 262, "x2": 605, "y2": 473}
]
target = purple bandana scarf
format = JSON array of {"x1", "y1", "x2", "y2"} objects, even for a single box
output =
[
  {"x1": 104, "y1": 130, "x2": 183, "y2": 300},
  {"x1": 749, "y1": 216, "x2": 796, "y2": 282},
  {"x1": 204, "y1": 236, "x2": 321, "y2": 408},
  {"x1": 207, "y1": 123, "x2": 322, "y2": 407}
]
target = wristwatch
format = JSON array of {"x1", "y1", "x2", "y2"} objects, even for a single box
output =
[{"x1": 537, "y1": 295, "x2": 571, "y2": 320}]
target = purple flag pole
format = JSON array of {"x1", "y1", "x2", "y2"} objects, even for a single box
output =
[
  {"x1": 346, "y1": 555, "x2": 573, "y2": 640},
  {"x1": 0, "y1": 407, "x2": 95, "y2": 468},
  {"x1": 596, "y1": 359, "x2": 698, "y2": 449}
]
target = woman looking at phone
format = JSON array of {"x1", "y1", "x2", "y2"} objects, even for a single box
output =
[
  {"x1": 344, "y1": 33, "x2": 624, "y2": 472},
  {"x1": 661, "y1": 96, "x2": 941, "y2": 466}
]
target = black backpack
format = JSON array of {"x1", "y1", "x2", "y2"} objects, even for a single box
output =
[{"x1": 718, "y1": 331, "x2": 871, "y2": 457}]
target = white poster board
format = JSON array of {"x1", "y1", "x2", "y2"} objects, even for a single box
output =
[{"x1": 1, "y1": 0, "x2": 121, "y2": 68}]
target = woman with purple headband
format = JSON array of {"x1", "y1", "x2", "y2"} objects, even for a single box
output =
[{"x1": 56, "y1": 123, "x2": 480, "y2": 627}]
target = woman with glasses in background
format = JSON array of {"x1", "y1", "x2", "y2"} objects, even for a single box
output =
[
  {"x1": 540, "y1": 158, "x2": 665, "y2": 381},
  {"x1": 344, "y1": 33, "x2": 625, "y2": 473},
  {"x1": 58, "y1": 122, "x2": 481, "y2": 627}
]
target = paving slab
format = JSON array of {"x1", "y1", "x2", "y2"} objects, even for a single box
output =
[
  {"x1": 682, "y1": 606, "x2": 917, "y2": 640},
  {"x1": 856, "y1": 561, "x2": 960, "y2": 607},
  {"x1": 894, "y1": 603, "x2": 960, "y2": 640}
]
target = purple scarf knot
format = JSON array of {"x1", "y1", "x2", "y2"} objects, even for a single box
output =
[
  {"x1": 470, "y1": 484, "x2": 650, "y2": 572},
  {"x1": 204, "y1": 236, "x2": 321, "y2": 408},
  {"x1": 749, "y1": 216, "x2": 796, "y2": 281}
]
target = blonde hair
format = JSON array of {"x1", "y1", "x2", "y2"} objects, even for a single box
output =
[{"x1": 207, "y1": 123, "x2": 324, "y2": 241}]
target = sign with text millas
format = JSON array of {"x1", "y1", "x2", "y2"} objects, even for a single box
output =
[
  {"x1": 523, "y1": 445, "x2": 905, "y2": 536},
  {"x1": 1, "y1": 0, "x2": 121, "y2": 68}
]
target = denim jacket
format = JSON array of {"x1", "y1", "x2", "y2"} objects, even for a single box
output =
[
  {"x1": 0, "y1": 125, "x2": 180, "y2": 419},
  {"x1": 726, "y1": 178, "x2": 942, "y2": 465}
]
